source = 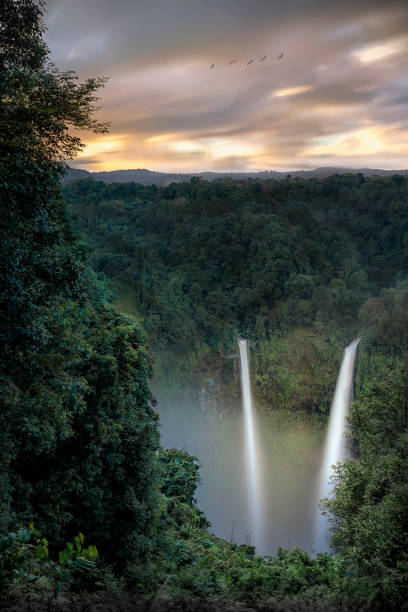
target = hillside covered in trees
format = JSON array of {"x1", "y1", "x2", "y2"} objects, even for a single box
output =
[
  {"x1": 62, "y1": 165, "x2": 408, "y2": 186},
  {"x1": 1, "y1": 1, "x2": 408, "y2": 610},
  {"x1": 65, "y1": 174, "x2": 408, "y2": 413}
]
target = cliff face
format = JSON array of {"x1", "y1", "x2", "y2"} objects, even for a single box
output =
[{"x1": 153, "y1": 326, "x2": 344, "y2": 422}]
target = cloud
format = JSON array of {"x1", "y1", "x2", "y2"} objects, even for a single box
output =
[
  {"x1": 301, "y1": 125, "x2": 408, "y2": 157},
  {"x1": 45, "y1": 0, "x2": 408, "y2": 171},
  {"x1": 272, "y1": 86, "x2": 313, "y2": 98},
  {"x1": 352, "y1": 40, "x2": 406, "y2": 64}
]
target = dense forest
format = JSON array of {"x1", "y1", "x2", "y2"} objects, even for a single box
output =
[
  {"x1": 65, "y1": 173, "x2": 408, "y2": 414},
  {"x1": 61, "y1": 165, "x2": 408, "y2": 187},
  {"x1": 1, "y1": 1, "x2": 408, "y2": 610}
]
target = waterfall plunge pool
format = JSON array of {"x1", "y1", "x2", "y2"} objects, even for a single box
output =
[
  {"x1": 157, "y1": 338, "x2": 359, "y2": 556},
  {"x1": 157, "y1": 386, "x2": 325, "y2": 555}
]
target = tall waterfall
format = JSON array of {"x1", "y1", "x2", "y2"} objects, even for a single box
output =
[
  {"x1": 238, "y1": 339, "x2": 262, "y2": 550},
  {"x1": 314, "y1": 339, "x2": 360, "y2": 552}
]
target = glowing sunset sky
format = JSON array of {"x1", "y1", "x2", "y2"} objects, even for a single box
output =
[{"x1": 45, "y1": 0, "x2": 408, "y2": 172}]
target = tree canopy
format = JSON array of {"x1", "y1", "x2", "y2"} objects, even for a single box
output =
[
  {"x1": 0, "y1": 0, "x2": 159, "y2": 581},
  {"x1": 2, "y1": 1, "x2": 408, "y2": 609}
]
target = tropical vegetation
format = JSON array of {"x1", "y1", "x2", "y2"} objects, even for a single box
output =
[{"x1": 1, "y1": 1, "x2": 407, "y2": 610}]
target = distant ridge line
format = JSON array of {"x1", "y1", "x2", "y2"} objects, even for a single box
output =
[{"x1": 63, "y1": 166, "x2": 408, "y2": 186}]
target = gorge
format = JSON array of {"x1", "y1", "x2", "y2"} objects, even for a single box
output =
[
  {"x1": 2, "y1": 2, "x2": 408, "y2": 607},
  {"x1": 159, "y1": 337, "x2": 361, "y2": 558}
]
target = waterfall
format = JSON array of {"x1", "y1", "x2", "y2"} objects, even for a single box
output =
[
  {"x1": 314, "y1": 339, "x2": 360, "y2": 552},
  {"x1": 238, "y1": 339, "x2": 262, "y2": 550}
]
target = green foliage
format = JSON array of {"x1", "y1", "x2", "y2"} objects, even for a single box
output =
[
  {"x1": 359, "y1": 281, "x2": 408, "y2": 354},
  {"x1": 58, "y1": 531, "x2": 98, "y2": 568},
  {"x1": 254, "y1": 328, "x2": 344, "y2": 416},
  {"x1": 0, "y1": 523, "x2": 99, "y2": 596},
  {"x1": 323, "y1": 358, "x2": 408, "y2": 610},
  {"x1": 2, "y1": 3, "x2": 408, "y2": 610},
  {"x1": 1, "y1": 299, "x2": 161, "y2": 571},
  {"x1": 0, "y1": 0, "x2": 160, "y2": 587},
  {"x1": 0, "y1": 0, "x2": 108, "y2": 166},
  {"x1": 64, "y1": 173, "x2": 407, "y2": 410},
  {"x1": 149, "y1": 495, "x2": 338, "y2": 608},
  {"x1": 159, "y1": 448, "x2": 201, "y2": 506},
  {"x1": 0, "y1": 524, "x2": 52, "y2": 594},
  {"x1": 65, "y1": 174, "x2": 408, "y2": 350}
]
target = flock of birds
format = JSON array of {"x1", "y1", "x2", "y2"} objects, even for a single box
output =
[{"x1": 209, "y1": 53, "x2": 284, "y2": 69}]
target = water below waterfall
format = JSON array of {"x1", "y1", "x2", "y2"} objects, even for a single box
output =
[
  {"x1": 314, "y1": 339, "x2": 360, "y2": 552},
  {"x1": 156, "y1": 339, "x2": 360, "y2": 557},
  {"x1": 157, "y1": 386, "x2": 322, "y2": 555},
  {"x1": 238, "y1": 339, "x2": 262, "y2": 550}
]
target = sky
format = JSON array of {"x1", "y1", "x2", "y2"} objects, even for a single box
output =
[{"x1": 44, "y1": 0, "x2": 408, "y2": 172}]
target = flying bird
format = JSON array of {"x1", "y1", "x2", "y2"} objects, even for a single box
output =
[{"x1": 209, "y1": 54, "x2": 280, "y2": 70}]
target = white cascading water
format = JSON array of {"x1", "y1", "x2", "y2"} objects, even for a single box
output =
[
  {"x1": 314, "y1": 339, "x2": 360, "y2": 552},
  {"x1": 238, "y1": 339, "x2": 262, "y2": 550}
]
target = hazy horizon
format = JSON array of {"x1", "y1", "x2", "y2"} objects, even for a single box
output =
[{"x1": 69, "y1": 163, "x2": 408, "y2": 174}]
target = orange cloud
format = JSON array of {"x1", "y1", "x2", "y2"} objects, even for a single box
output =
[
  {"x1": 301, "y1": 125, "x2": 408, "y2": 158},
  {"x1": 272, "y1": 85, "x2": 313, "y2": 98}
]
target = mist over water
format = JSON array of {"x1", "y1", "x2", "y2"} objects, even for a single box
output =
[
  {"x1": 157, "y1": 384, "x2": 323, "y2": 556},
  {"x1": 157, "y1": 340, "x2": 361, "y2": 556},
  {"x1": 314, "y1": 339, "x2": 360, "y2": 552}
]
